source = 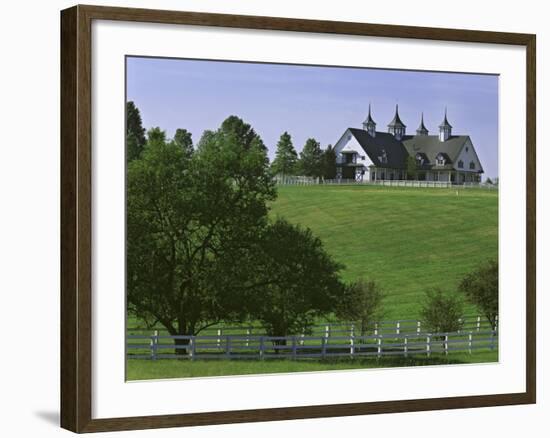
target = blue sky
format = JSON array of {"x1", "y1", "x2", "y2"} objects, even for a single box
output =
[{"x1": 126, "y1": 57, "x2": 499, "y2": 179}]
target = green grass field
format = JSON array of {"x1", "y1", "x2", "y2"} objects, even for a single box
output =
[
  {"x1": 127, "y1": 350, "x2": 498, "y2": 380},
  {"x1": 270, "y1": 185, "x2": 498, "y2": 319},
  {"x1": 127, "y1": 185, "x2": 498, "y2": 379}
]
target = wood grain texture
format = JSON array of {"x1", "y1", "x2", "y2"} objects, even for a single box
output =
[{"x1": 60, "y1": 4, "x2": 537, "y2": 433}]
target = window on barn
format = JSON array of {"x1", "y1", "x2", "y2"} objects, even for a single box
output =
[
  {"x1": 469, "y1": 161, "x2": 475, "y2": 170},
  {"x1": 458, "y1": 160, "x2": 464, "y2": 168}
]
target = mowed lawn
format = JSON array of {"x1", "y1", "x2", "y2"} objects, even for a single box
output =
[
  {"x1": 127, "y1": 351, "x2": 498, "y2": 380},
  {"x1": 270, "y1": 185, "x2": 498, "y2": 320}
]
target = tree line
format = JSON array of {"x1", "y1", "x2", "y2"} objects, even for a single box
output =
[{"x1": 270, "y1": 131, "x2": 337, "y2": 179}]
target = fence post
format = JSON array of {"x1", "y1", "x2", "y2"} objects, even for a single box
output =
[
  {"x1": 350, "y1": 330, "x2": 355, "y2": 357},
  {"x1": 259, "y1": 336, "x2": 265, "y2": 360},
  {"x1": 189, "y1": 336, "x2": 195, "y2": 361},
  {"x1": 476, "y1": 316, "x2": 481, "y2": 332},
  {"x1": 300, "y1": 332, "x2": 305, "y2": 346},
  {"x1": 444, "y1": 335, "x2": 448, "y2": 355},
  {"x1": 377, "y1": 336, "x2": 382, "y2": 359},
  {"x1": 246, "y1": 327, "x2": 251, "y2": 347},
  {"x1": 217, "y1": 328, "x2": 222, "y2": 348},
  {"x1": 321, "y1": 337, "x2": 327, "y2": 359},
  {"x1": 417, "y1": 321, "x2": 421, "y2": 334},
  {"x1": 494, "y1": 315, "x2": 499, "y2": 331},
  {"x1": 374, "y1": 322, "x2": 379, "y2": 336},
  {"x1": 150, "y1": 330, "x2": 158, "y2": 360},
  {"x1": 325, "y1": 324, "x2": 330, "y2": 339},
  {"x1": 225, "y1": 336, "x2": 231, "y2": 359},
  {"x1": 404, "y1": 336, "x2": 408, "y2": 358},
  {"x1": 468, "y1": 332, "x2": 473, "y2": 354},
  {"x1": 426, "y1": 335, "x2": 431, "y2": 357}
]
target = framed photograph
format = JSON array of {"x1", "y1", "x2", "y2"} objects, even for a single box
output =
[{"x1": 60, "y1": 4, "x2": 536, "y2": 433}]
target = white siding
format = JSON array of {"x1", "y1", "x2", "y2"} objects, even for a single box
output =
[
  {"x1": 454, "y1": 138, "x2": 483, "y2": 173},
  {"x1": 333, "y1": 129, "x2": 374, "y2": 180}
]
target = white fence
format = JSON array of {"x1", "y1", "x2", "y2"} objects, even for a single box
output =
[
  {"x1": 274, "y1": 176, "x2": 497, "y2": 190},
  {"x1": 127, "y1": 329, "x2": 498, "y2": 361},
  {"x1": 128, "y1": 315, "x2": 497, "y2": 340}
]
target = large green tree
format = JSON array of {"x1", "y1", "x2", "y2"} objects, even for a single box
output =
[
  {"x1": 298, "y1": 138, "x2": 323, "y2": 177},
  {"x1": 271, "y1": 131, "x2": 298, "y2": 176},
  {"x1": 127, "y1": 116, "x2": 275, "y2": 353},
  {"x1": 126, "y1": 101, "x2": 146, "y2": 162},
  {"x1": 249, "y1": 218, "x2": 345, "y2": 342}
]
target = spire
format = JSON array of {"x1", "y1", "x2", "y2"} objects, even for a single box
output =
[
  {"x1": 363, "y1": 103, "x2": 377, "y2": 136},
  {"x1": 388, "y1": 104, "x2": 406, "y2": 128},
  {"x1": 438, "y1": 107, "x2": 452, "y2": 142},
  {"x1": 416, "y1": 112, "x2": 429, "y2": 136},
  {"x1": 388, "y1": 104, "x2": 406, "y2": 140},
  {"x1": 439, "y1": 107, "x2": 453, "y2": 129}
]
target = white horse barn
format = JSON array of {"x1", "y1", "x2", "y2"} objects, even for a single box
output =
[{"x1": 333, "y1": 105, "x2": 484, "y2": 184}]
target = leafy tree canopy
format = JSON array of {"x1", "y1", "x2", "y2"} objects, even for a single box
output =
[
  {"x1": 146, "y1": 127, "x2": 167, "y2": 145},
  {"x1": 172, "y1": 128, "x2": 193, "y2": 159},
  {"x1": 458, "y1": 259, "x2": 498, "y2": 328},
  {"x1": 127, "y1": 116, "x2": 275, "y2": 353},
  {"x1": 298, "y1": 138, "x2": 323, "y2": 177},
  {"x1": 406, "y1": 155, "x2": 417, "y2": 180},
  {"x1": 336, "y1": 279, "x2": 384, "y2": 336},
  {"x1": 249, "y1": 218, "x2": 345, "y2": 340},
  {"x1": 420, "y1": 288, "x2": 464, "y2": 335}
]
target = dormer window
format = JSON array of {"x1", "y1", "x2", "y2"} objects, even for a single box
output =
[
  {"x1": 458, "y1": 160, "x2": 464, "y2": 169},
  {"x1": 415, "y1": 153, "x2": 425, "y2": 165},
  {"x1": 469, "y1": 161, "x2": 475, "y2": 170},
  {"x1": 436, "y1": 154, "x2": 446, "y2": 166}
]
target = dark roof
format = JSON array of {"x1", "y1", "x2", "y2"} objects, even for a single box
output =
[
  {"x1": 439, "y1": 110, "x2": 453, "y2": 129},
  {"x1": 401, "y1": 135, "x2": 469, "y2": 168},
  {"x1": 387, "y1": 105, "x2": 406, "y2": 128},
  {"x1": 363, "y1": 104, "x2": 376, "y2": 126},
  {"x1": 348, "y1": 128, "x2": 409, "y2": 169},
  {"x1": 416, "y1": 114, "x2": 428, "y2": 134}
]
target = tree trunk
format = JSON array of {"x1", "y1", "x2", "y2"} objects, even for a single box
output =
[{"x1": 173, "y1": 336, "x2": 190, "y2": 356}]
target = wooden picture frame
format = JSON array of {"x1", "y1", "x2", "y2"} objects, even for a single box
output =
[{"x1": 60, "y1": 4, "x2": 536, "y2": 433}]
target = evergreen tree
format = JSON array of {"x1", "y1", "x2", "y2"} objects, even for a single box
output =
[
  {"x1": 321, "y1": 145, "x2": 337, "y2": 179},
  {"x1": 271, "y1": 131, "x2": 298, "y2": 176},
  {"x1": 126, "y1": 101, "x2": 146, "y2": 162},
  {"x1": 298, "y1": 138, "x2": 323, "y2": 177}
]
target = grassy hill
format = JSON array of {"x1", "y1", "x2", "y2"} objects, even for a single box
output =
[{"x1": 270, "y1": 185, "x2": 498, "y2": 320}]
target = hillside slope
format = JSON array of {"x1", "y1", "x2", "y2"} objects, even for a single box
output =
[{"x1": 270, "y1": 185, "x2": 498, "y2": 319}]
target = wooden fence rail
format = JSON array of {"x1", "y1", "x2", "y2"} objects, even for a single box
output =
[{"x1": 127, "y1": 329, "x2": 498, "y2": 361}]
